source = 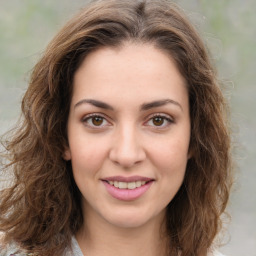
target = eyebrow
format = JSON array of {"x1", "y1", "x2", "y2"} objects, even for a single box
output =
[
  {"x1": 74, "y1": 98, "x2": 183, "y2": 111},
  {"x1": 74, "y1": 99, "x2": 114, "y2": 110},
  {"x1": 140, "y1": 99, "x2": 183, "y2": 111}
]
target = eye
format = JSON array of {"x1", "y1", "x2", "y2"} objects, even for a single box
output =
[
  {"x1": 145, "y1": 114, "x2": 174, "y2": 128},
  {"x1": 82, "y1": 114, "x2": 110, "y2": 128}
]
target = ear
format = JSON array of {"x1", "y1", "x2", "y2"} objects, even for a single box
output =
[
  {"x1": 187, "y1": 145, "x2": 193, "y2": 160},
  {"x1": 63, "y1": 147, "x2": 71, "y2": 161},
  {"x1": 187, "y1": 151, "x2": 193, "y2": 160}
]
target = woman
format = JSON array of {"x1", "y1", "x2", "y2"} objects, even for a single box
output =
[{"x1": 0, "y1": 0, "x2": 233, "y2": 255}]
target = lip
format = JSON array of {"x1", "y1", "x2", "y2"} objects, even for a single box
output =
[
  {"x1": 102, "y1": 175, "x2": 153, "y2": 183},
  {"x1": 102, "y1": 176, "x2": 154, "y2": 201}
]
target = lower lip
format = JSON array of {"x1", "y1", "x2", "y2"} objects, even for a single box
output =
[{"x1": 102, "y1": 181, "x2": 153, "y2": 201}]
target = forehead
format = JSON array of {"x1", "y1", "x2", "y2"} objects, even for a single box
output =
[{"x1": 72, "y1": 43, "x2": 188, "y2": 108}]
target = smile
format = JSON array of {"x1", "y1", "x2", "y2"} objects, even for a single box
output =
[
  {"x1": 107, "y1": 180, "x2": 147, "y2": 189},
  {"x1": 102, "y1": 176, "x2": 154, "y2": 201}
]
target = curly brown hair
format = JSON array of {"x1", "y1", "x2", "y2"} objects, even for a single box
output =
[{"x1": 0, "y1": 0, "x2": 233, "y2": 255}]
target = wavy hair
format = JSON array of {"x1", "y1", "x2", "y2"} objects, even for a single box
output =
[{"x1": 0, "y1": 0, "x2": 233, "y2": 255}]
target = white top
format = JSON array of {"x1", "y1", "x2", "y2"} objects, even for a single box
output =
[
  {"x1": 64, "y1": 238, "x2": 227, "y2": 256},
  {"x1": 64, "y1": 236, "x2": 84, "y2": 256},
  {"x1": 0, "y1": 235, "x2": 226, "y2": 256},
  {"x1": 66, "y1": 238, "x2": 226, "y2": 256}
]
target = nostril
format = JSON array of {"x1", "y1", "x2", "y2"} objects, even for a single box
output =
[{"x1": 108, "y1": 131, "x2": 146, "y2": 168}]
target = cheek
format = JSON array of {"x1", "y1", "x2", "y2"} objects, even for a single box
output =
[
  {"x1": 149, "y1": 138, "x2": 189, "y2": 171},
  {"x1": 146, "y1": 139, "x2": 188, "y2": 214},
  {"x1": 69, "y1": 137, "x2": 109, "y2": 177}
]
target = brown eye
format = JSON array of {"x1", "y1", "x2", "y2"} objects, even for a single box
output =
[
  {"x1": 145, "y1": 114, "x2": 173, "y2": 129},
  {"x1": 152, "y1": 116, "x2": 164, "y2": 126},
  {"x1": 92, "y1": 116, "x2": 104, "y2": 126},
  {"x1": 82, "y1": 114, "x2": 109, "y2": 128}
]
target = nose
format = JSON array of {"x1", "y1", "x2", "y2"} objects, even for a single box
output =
[{"x1": 109, "y1": 125, "x2": 146, "y2": 168}]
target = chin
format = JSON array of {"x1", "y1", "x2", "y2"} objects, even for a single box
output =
[
  {"x1": 107, "y1": 216, "x2": 150, "y2": 229},
  {"x1": 103, "y1": 207, "x2": 165, "y2": 230}
]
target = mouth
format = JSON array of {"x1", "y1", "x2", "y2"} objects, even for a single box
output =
[
  {"x1": 105, "y1": 180, "x2": 150, "y2": 189},
  {"x1": 102, "y1": 176, "x2": 154, "y2": 201},
  {"x1": 102, "y1": 176, "x2": 154, "y2": 190}
]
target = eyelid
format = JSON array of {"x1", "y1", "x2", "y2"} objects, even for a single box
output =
[
  {"x1": 81, "y1": 113, "x2": 112, "y2": 128},
  {"x1": 144, "y1": 113, "x2": 174, "y2": 128}
]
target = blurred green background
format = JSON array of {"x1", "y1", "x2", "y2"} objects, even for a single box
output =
[{"x1": 0, "y1": 1, "x2": 255, "y2": 255}]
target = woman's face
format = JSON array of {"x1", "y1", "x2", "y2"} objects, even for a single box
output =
[{"x1": 64, "y1": 43, "x2": 191, "y2": 229}]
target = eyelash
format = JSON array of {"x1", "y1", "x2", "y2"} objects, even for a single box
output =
[
  {"x1": 81, "y1": 113, "x2": 174, "y2": 129},
  {"x1": 144, "y1": 113, "x2": 174, "y2": 129},
  {"x1": 82, "y1": 113, "x2": 111, "y2": 129}
]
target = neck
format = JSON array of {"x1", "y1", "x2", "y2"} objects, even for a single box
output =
[{"x1": 76, "y1": 210, "x2": 169, "y2": 256}]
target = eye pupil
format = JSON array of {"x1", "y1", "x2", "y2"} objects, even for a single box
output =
[
  {"x1": 92, "y1": 116, "x2": 103, "y2": 126},
  {"x1": 153, "y1": 117, "x2": 164, "y2": 126}
]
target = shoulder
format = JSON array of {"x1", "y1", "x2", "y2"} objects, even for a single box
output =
[
  {"x1": 0, "y1": 244, "x2": 22, "y2": 256},
  {"x1": 0, "y1": 235, "x2": 80, "y2": 256},
  {"x1": 210, "y1": 250, "x2": 226, "y2": 256},
  {"x1": 0, "y1": 244, "x2": 31, "y2": 256},
  {"x1": 62, "y1": 236, "x2": 83, "y2": 256},
  {"x1": 0, "y1": 234, "x2": 27, "y2": 256}
]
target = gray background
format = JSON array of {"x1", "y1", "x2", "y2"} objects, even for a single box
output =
[{"x1": 0, "y1": 1, "x2": 255, "y2": 255}]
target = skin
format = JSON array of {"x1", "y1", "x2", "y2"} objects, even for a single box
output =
[{"x1": 64, "y1": 42, "x2": 191, "y2": 256}]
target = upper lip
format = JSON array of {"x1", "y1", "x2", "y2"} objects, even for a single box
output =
[{"x1": 102, "y1": 176, "x2": 154, "y2": 182}]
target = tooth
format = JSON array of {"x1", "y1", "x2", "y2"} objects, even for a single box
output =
[
  {"x1": 119, "y1": 182, "x2": 128, "y2": 189},
  {"x1": 128, "y1": 182, "x2": 136, "y2": 189},
  {"x1": 136, "y1": 181, "x2": 142, "y2": 187},
  {"x1": 114, "y1": 181, "x2": 119, "y2": 188},
  {"x1": 110, "y1": 180, "x2": 147, "y2": 189}
]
